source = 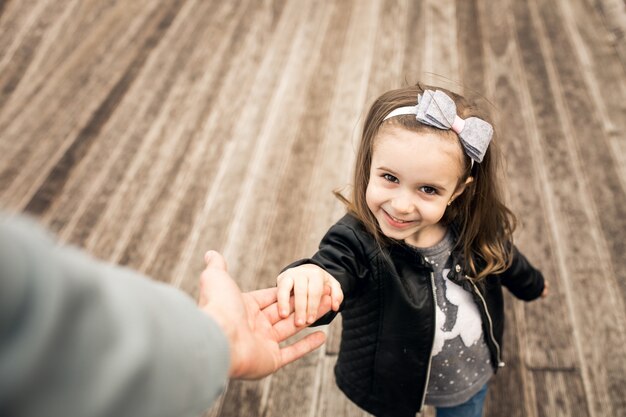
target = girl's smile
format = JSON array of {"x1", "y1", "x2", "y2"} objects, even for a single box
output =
[
  {"x1": 365, "y1": 126, "x2": 469, "y2": 248},
  {"x1": 381, "y1": 208, "x2": 418, "y2": 229}
]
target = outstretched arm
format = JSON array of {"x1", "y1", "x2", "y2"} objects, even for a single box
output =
[
  {"x1": 0, "y1": 215, "x2": 330, "y2": 417},
  {"x1": 0, "y1": 215, "x2": 231, "y2": 417}
]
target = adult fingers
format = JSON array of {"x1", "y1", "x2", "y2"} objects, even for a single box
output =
[
  {"x1": 247, "y1": 287, "x2": 279, "y2": 310},
  {"x1": 278, "y1": 331, "x2": 326, "y2": 368},
  {"x1": 198, "y1": 275, "x2": 209, "y2": 306},
  {"x1": 204, "y1": 250, "x2": 228, "y2": 271}
]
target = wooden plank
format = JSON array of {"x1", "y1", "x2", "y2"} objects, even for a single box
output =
[
  {"x1": 509, "y1": 0, "x2": 626, "y2": 415},
  {"x1": 0, "y1": 1, "x2": 175, "y2": 207},
  {"x1": 109, "y1": 0, "x2": 255, "y2": 272},
  {"x1": 534, "y1": 0, "x2": 626, "y2": 311},
  {"x1": 41, "y1": 0, "x2": 233, "y2": 248},
  {"x1": 0, "y1": 0, "x2": 72, "y2": 113},
  {"x1": 553, "y1": 0, "x2": 626, "y2": 303},
  {"x1": 553, "y1": 0, "x2": 626, "y2": 222},
  {"x1": 610, "y1": 137, "x2": 626, "y2": 194},
  {"x1": 367, "y1": 0, "x2": 409, "y2": 93},
  {"x1": 248, "y1": 0, "x2": 353, "y2": 290},
  {"x1": 532, "y1": 370, "x2": 591, "y2": 417},
  {"x1": 23, "y1": 0, "x2": 188, "y2": 221},
  {"x1": 455, "y1": 0, "x2": 486, "y2": 96},
  {"x1": 168, "y1": 0, "x2": 298, "y2": 293},
  {"x1": 46, "y1": 0, "x2": 281, "y2": 252},
  {"x1": 529, "y1": 1, "x2": 626, "y2": 415},
  {"x1": 593, "y1": 0, "x2": 626, "y2": 67},
  {"x1": 82, "y1": 1, "x2": 247, "y2": 264},
  {"x1": 217, "y1": 379, "x2": 269, "y2": 417},
  {"x1": 132, "y1": 0, "x2": 281, "y2": 279},
  {"x1": 480, "y1": 6, "x2": 578, "y2": 369},
  {"x1": 213, "y1": 3, "x2": 337, "y2": 416},
  {"x1": 422, "y1": 0, "x2": 459, "y2": 86},
  {"x1": 555, "y1": 0, "x2": 626, "y2": 136},
  {"x1": 401, "y1": 0, "x2": 425, "y2": 84},
  {"x1": 0, "y1": 0, "x2": 121, "y2": 117},
  {"x1": 172, "y1": 0, "x2": 322, "y2": 294}
]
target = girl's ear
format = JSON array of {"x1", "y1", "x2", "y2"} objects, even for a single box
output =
[{"x1": 450, "y1": 176, "x2": 474, "y2": 203}]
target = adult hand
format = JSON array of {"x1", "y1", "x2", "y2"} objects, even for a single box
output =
[{"x1": 198, "y1": 251, "x2": 332, "y2": 379}]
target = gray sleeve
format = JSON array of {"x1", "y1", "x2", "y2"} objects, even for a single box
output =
[{"x1": 0, "y1": 214, "x2": 230, "y2": 417}]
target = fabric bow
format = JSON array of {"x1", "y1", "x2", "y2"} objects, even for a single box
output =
[{"x1": 384, "y1": 90, "x2": 493, "y2": 163}]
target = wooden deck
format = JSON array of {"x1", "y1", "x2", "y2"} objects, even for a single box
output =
[{"x1": 1, "y1": 0, "x2": 625, "y2": 415}]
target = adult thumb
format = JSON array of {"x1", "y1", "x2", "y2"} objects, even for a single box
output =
[{"x1": 204, "y1": 250, "x2": 228, "y2": 271}]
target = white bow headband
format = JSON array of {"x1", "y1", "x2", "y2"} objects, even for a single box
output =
[{"x1": 383, "y1": 89, "x2": 493, "y2": 164}]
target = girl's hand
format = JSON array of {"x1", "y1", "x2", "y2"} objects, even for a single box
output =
[
  {"x1": 276, "y1": 264, "x2": 344, "y2": 326},
  {"x1": 541, "y1": 280, "x2": 549, "y2": 298}
]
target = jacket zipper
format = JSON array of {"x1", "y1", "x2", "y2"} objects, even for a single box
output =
[
  {"x1": 468, "y1": 278, "x2": 504, "y2": 367},
  {"x1": 418, "y1": 272, "x2": 437, "y2": 411}
]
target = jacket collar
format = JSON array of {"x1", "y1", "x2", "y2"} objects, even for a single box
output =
[{"x1": 385, "y1": 225, "x2": 475, "y2": 287}]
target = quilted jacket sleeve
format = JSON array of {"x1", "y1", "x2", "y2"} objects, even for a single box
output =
[{"x1": 499, "y1": 245, "x2": 545, "y2": 301}]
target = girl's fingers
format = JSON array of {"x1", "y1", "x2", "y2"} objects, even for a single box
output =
[
  {"x1": 262, "y1": 296, "x2": 295, "y2": 325},
  {"x1": 328, "y1": 278, "x2": 343, "y2": 311},
  {"x1": 276, "y1": 275, "x2": 294, "y2": 318},
  {"x1": 293, "y1": 276, "x2": 308, "y2": 326},
  {"x1": 272, "y1": 295, "x2": 332, "y2": 341},
  {"x1": 306, "y1": 277, "x2": 323, "y2": 324}
]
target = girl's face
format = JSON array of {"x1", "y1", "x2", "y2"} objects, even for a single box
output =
[{"x1": 365, "y1": 126, "x2": 469, "y2": 247}]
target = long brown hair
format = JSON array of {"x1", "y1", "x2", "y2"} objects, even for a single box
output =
[{"x1": 335, "y1": 83, "x2": 516, "y2": 280}]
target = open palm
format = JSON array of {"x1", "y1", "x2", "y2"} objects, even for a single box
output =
[{"x1": 199, "y1": 251, "x2": 331, "y2": 379}]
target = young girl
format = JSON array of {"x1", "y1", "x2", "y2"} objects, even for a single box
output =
[{"x1": 276, "y1": 84, "x2": 547, "y2": 417}]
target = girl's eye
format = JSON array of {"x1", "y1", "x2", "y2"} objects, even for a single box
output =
[
  {"x1": 421, "y1": 186, "x2": 437, "y2": 195},
  {"x1": 382, "y1": 173, "x2": 399, "y2": 183}
]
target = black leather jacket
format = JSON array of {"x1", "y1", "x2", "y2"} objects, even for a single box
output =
[{"x1": 287, "y1": 214, "x2": 545, "y2": 417}]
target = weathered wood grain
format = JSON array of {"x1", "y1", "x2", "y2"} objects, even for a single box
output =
[
  {"x1": 593, "y1": 0, "x2": 626, "y2": 67},
  {"x1": 422, "y1": 0, "x2": 459, "y2": 82},
  {"x1": 1, "y1": 1, "x2": 625, "y2": 416},
  {"x1": 0, "y1": 1, "x2": 178, "y2": 208},
  {"x1": 0, "y1": 0, "x2": 70, "y2": 113},
  {"x1": 401, "y1": 0, "x2": 425, "y2": 85},
  {"x1": 512, "y1": 0, "x2": 626, "y2": 415},
  {"x1": 533, "y1": 370, "x2": 590, "y2": 417},
  {"x1": 535, "y1": 0, "x2": 626, "y2": 315},
  {"x1": 480, "y1": 0, "x2": 578, "y2": 371}
]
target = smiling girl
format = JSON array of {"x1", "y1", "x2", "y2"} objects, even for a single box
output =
[{"x1": 275, "y1": 84, "x2": 547, "y2": 417}]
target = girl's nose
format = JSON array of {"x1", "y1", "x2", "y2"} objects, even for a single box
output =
[{"x1": 390, "y1": 194, "x2": 414, "y2": 214}]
